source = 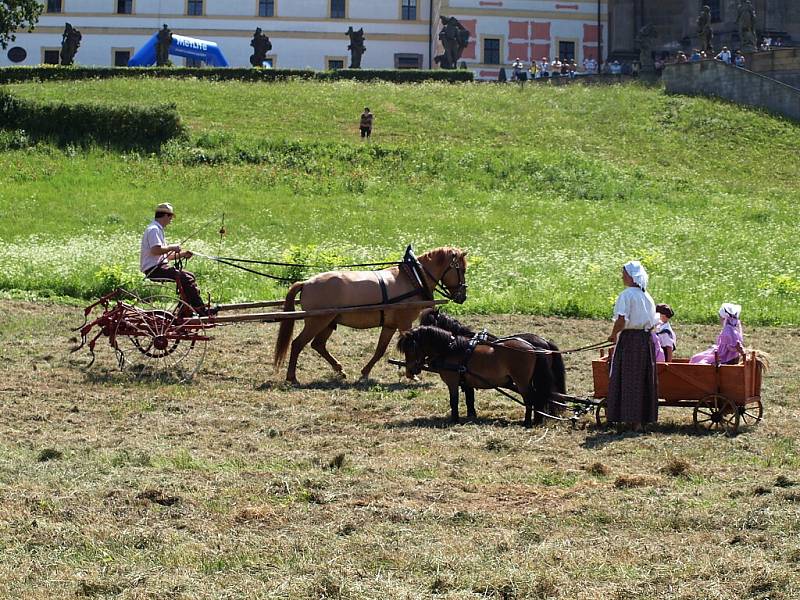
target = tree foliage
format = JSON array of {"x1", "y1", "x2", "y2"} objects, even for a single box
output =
[{"x1": 0, "y1": 0, "x2": 42, "y2": 49}]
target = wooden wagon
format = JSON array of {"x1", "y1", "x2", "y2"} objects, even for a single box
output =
[{"x1": 592, "y1": 351, "x2": 764, "y2": 435}]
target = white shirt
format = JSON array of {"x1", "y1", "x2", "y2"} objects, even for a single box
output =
[
  {"x1": 656, "y1": 321, "x2": 676, "y2": 350},
  {"x1": 613, "y1": 286, "x2": 658, "y2": 330},
  {"x1": 140, "y1": 219, "x2": 167, "y2": 273}
]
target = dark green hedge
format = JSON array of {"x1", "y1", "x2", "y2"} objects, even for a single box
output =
[
  {"x1": 0, "y1": 89, "x2": 185, "y2": 151},
  {"x1": 0, "y1": 66, "x2": 473, "y2": 84}
]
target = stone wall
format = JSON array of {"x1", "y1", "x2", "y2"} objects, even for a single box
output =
[
  {"x1": 663, "y1": 59, "x2": 800, "y2": 122},
  {"x1": 748, "y1": 48, "x2": 800, "y2": 87}
]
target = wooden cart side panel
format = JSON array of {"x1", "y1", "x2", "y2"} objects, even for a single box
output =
[
  {"x1": 717, "y1": 363, "x2": 747, "y2": 402},
  {"x1": 592, "y1": 359, "x2": 609, "y2": 398},
  {"x1": 657, "y1": 361, "x2": 717, "y2": 400},
  {"x1": 591, "y1": 355, "x2": 763, "y2": 405}
]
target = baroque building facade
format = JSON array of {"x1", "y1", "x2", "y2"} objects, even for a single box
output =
[
  {"x1": 608, "y1": 0, "x2": 799, "y2": 60},
  {"x1": 1, "y1": 0, "x2": 608, "y2": 79}
]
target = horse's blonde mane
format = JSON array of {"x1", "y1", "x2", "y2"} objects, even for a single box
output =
[{"x1": 419, "y1": 246, "x2": 467, "y2": 265}]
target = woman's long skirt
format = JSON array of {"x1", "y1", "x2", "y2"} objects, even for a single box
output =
[{"x1": 607, "y1": 329, "x2": 658, "y2": 424}]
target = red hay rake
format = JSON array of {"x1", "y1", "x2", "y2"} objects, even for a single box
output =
[{"x1": 72, "y1": 287, "x2": 213, "y2": 382}]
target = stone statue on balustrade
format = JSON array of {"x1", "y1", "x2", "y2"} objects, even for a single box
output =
[
  {"x1": 250, "y1": 27, "x2": 272, "y2": 67},
  {"x1": 346, "y1": 27, "x2": 366, "y2": 69},
  {"x1": 435, "y1": 16, "x2": 470, "y2": 69},
  {"x1": 636, "y1": 24, "x2": 657, "y2": 72},
  {"x1": 737, "y1": 1, "x2": 758, "y2": 53},
  {"x1": 60, "y1": 23, "x2": 82, "y2": 66},
  {"x1": 697, "y1": 5, "x2": 714, "y2": 53}
]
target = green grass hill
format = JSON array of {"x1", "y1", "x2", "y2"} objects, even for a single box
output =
[{"x1": 1, "y1": 78, "x2": 799, "y2": 324}]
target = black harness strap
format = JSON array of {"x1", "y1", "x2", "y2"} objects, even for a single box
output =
[{"x1": 376, "y1": 271, "x2": 389, "y2": 327}]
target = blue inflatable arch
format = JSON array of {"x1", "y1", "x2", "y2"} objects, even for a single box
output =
[{"x1": 128, "y1": 33, "x2": 229, "y2": 67}]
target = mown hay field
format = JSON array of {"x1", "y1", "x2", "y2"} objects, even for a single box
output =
[
  {"x1": 1, "y1": 79, "x2": 800, "y2": 322},
  {"x1": 1, "y1": 301, "x2": 799, "y2": 599},
  {"x1": 1, "y1": 78, "x2": 799, "y2": 598}
]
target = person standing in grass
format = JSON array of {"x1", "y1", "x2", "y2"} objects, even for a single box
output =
[
  {"x1": 359, "y1": 107, "x2": 374, "y2": 140},
  {"x1": 140, "y1": 202, "x2": 214, "y2": 317},
  {"x1": 606, "y1": 261, "x2": 659, "y2": 431}
]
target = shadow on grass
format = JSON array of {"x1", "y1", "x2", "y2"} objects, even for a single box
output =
[
  {"x1": 255, "y1": 379, "x2": 435, "y2": 392},
  {"x1": 386, "y1": 415, "x2": 518, "y2": 429},
  {"x1": 581, "y1": 421, "x2": 731, "y2": 449},
  {"x1": 83, "y1": 368, "x2": 197, "y2": 387}
]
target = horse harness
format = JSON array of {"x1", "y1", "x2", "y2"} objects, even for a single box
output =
[
  {"x1": 427, "y1": 330, "x2": 506, "y2": 389},
  {"x1": 370, "y1": 246, "x2": 460, "y2": 326}
]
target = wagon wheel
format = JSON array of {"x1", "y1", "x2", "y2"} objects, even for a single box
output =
[
  {"x1": 693, "y1": 394, "x2": 740, "y2": 436},
  {"x1": 739, "y1": 398, "x2": 763, "y2": 428},
  {"x1": 594, "y1": 399, "x2": 608, "y2": 428},
  {"x1": 113, "y1": 295, "x2": 207, "y2": 383}
]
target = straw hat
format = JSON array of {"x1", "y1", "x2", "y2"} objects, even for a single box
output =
[{"x1": 155, "y1": 202, "x2": 174, "y2": 215}]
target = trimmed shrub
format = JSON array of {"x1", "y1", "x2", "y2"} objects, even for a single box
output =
[
  {"x1": 0, "y1": 66, "x2": 473, "y2": 85},
  {"x1": 0, "y1": 88, "x2": 185, "y2": 151}
]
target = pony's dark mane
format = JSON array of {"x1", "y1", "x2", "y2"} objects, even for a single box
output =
[
  {"x1": 397, "y1": 325, "x2": 472, "y2": 357},
  {"x1": 420, "y1": 308, "x2": 478, "y2": 338}
]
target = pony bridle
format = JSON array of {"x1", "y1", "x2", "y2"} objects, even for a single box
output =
[{"x1": 425, "y1": 254, "x2": 467, "y2": 304}]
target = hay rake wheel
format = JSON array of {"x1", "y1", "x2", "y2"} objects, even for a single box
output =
[{"x1": 113, "y1": 294, "x2": 207, "y2": 383}]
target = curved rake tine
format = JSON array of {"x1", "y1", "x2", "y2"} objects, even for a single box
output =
[{"x1": 71, "y1": 316, "x2": 89, "y2": 332}]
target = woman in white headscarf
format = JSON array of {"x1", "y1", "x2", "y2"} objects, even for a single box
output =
[{"x1": 606, "y1": 261, "x2": 659, "y2": 430}]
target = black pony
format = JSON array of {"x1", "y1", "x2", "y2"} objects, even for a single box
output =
[
  {"x1": 420, "y1": 307, "x2": 566, "y2": 396},
  {"x1": 397, "y1": 325, "x2": 555, "y2": 427}
]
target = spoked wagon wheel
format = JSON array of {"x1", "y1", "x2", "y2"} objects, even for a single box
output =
[
  {"x1": 595, "y1": 399, "x2": 608, "y2": 428},
  {"x1": 113, "y1": 295, "x2": 207, "y2": 383},
  {"x1": 693, "y1": 394, "x2": 740, "y2": 436},
  {"x1": 738, "y1": 398, "x2": 763, "y2": 428}
]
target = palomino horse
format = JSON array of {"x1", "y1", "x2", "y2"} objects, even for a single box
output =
[
  {"x1": 274, "y1": 247, "x2": 467, "y2": 384},
  {"x1": 419, "y1": 307, "x2": 566, "y2": 397},
  {"x1": 397, "y1": 325, "x2": 552, "y2": 427}
]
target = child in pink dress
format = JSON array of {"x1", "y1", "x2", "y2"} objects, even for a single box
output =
[{"x1": 689, "y1": 303, "x2": 746, "y2": 366}]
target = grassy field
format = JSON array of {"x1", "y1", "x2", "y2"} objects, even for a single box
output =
[
  {"x1": 1, "y1": 79, "x2": 800, "y2": 323},
  {"x1": 1, "y1": 300, "x2": 798, "y2": 599}
]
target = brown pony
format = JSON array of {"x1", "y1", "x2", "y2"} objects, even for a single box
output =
[
  {"x1": 274, "y1": 247, "x2": 467, "y2": 384},
  {"x1": 397, "y1": 325, "x2": 553, "y2": 427}
]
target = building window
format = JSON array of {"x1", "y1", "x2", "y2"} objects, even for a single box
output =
[
  {"x1": 46, "y1": 0, "x2": 62, "y2": 13},
  {"x1": 327, "y1": 58, "x2": 344, "y2": 70},
  {"x1": 558, "y1": 41, "x2": 575, "y2": 61},
  {"x1": 187, "y1": 0, "x2": 203, "y2": 16},
  {"x1": 401, "y1": 0, "x2": 416, "y2": 20},
  {"x1": 117, "y1": 0, "x2": 132, "y2": 14},
  {"x1": 395, "y1": 53, "x2": 422, "y2": 68},
  {"x1": 709, "y1": 0, "x2": 722, "y2": 22},
  {"x1": 259, "y1": 0, "x2": 275, "y2": 17},
  {"x1": 114, "y1": 50, "x2": 131, "y2": 66},
  {"x1": 330, "y1": 0, "x2": 345, "y2": 19},
  {"x1": 483, "y1": 38, "x2": 500, "y2": 65},
  {"x1": 43, "y1": 49, "x2": 60, "y2": 64}
]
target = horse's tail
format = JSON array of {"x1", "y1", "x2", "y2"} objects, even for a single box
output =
[
  {"x1": 273, "y1": 282, "x2": 304, "y2": 369},
  {"x1": 547, "y1": 341, "x2": 567, "y2": 394},
  {"x1": 531, "y1": 350, "x2": 556, "y2": 414}
]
